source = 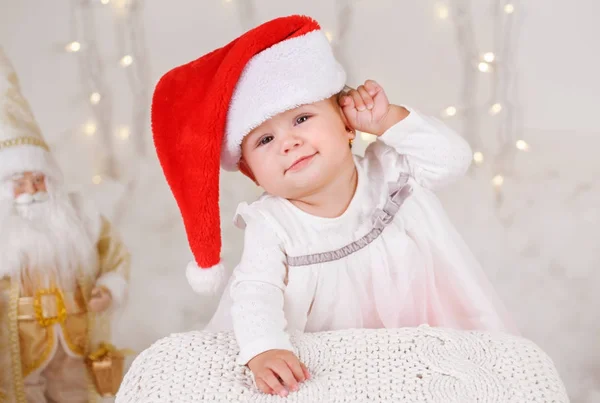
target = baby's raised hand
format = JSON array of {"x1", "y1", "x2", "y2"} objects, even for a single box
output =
[
  {"x1": 247, "y1": 349, "x2": 310, "y2": 397},
  {"x1": 339, "y1": 79, "x2": 409, "y2": 136}
]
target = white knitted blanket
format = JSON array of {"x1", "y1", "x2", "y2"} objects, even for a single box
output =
[{"x1": 116, "y1": 325, "x2": 569, "y2": 403}]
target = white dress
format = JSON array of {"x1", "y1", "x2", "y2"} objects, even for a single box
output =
[{"x1": 206, "y1": 108, "x2": 518, "y2": 364}]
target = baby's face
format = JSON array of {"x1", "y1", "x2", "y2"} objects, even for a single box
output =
[{"x1": 240, "y1": 96, "x2": 354, "y2": 200}]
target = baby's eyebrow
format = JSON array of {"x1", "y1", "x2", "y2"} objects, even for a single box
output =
[
  {"x1": 246, "y1": 130, "x2": 263, "y2": 141},
  {"x1": 294, "y1": 104, "x2": 312, "y2": 112}
]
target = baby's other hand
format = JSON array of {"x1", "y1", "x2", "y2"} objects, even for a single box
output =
[
  {"x1": 247, "y1": 349, "x2": 310, "y2": 397},
  {"x1": 339, "y1": 79, "x2": 409, "y2": 136}
]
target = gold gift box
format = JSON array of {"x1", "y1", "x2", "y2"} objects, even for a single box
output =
[{"x1": 85, "y1": 343, "x2": 130, "y2": 397}]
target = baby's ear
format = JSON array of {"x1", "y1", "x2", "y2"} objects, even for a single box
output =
[{"x1": 337, "y1": 102, "x2": 352, "y2": 131}]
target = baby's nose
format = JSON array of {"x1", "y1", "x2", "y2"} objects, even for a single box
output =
[{"x1": 282, "y1": 136, "x2": 302, "y2": 153}]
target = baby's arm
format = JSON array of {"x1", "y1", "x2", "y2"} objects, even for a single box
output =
[
  {"x1": 340, "y1": 80, "x2": 471, "y2": 190},
  {"x1": 230, "y1": 216, "x2": 293, "y2": 364},
  {"x1": 373, "y1": 106, "x2": 473, "y2": 189},
  {"x1": 230, "y1": 212, "x2": 309, "y2": 395}
]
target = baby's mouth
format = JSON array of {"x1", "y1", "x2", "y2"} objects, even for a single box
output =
[{"x1": 285, "y1": 152, "x2": 318, "y2": 174}]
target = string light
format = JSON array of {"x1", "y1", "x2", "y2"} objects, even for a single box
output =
[
  {"x1": 89, "y1": 92, "x2": 102, "y2": 105},
  {"x1": 478, "y1": 62, "x2": 490, "y2": 72},
  {"x1": 443, "y1": 106, "x2": 457, "y2": 117},
  {"x1": 492, "y1": 174, "x2": 504, "y2": 187},
  {"x1": 120, "y1": 54, "x2": 133, "y2": 67},
  {"x1": 446, "y1": 0, "x2": 528, "y2": 196},
  {"x1": 516, "y1": 140, "x2": 530, "y2": 151},
  {"x1": 65, "y1": 0, "x2": 152, "y2": 225},
  {"x1": 71, "y1": 0, "x2": 118, "y2": 179},
  {"x1": 84, "y1": 122, "x2": 97, "y2": 136},
  {"x1": 435, "y1": 4, "x2": 449, "y2": 19},
  {"x1": 112, "y1": 0, "x2": 152, "y2": 158},
  {"x1": 325, "y1": 31, "x2": 334, "y2": 42},
  {"x1": 489, "y1": 103, "x2": 502, "y2": 115},
  {"x1": 117, "y1": 126, "x2": 131, "y2": 140},
  {"x1": 65, "y1": 41, "x2": 81, "y2": 52},
  {"x1": 441, "y1": 1, "x2": 525, "y2": 198},
  {"x1": 483, "y1": 52, "x2": 495, "y2": 63},
  {"x1": 113, "y1": 0, "x2": 128, "y2": 8}
]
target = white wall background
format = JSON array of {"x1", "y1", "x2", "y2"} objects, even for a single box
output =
[{"x1": 1, "y1": 0, "x2": 599, "y2": 401}]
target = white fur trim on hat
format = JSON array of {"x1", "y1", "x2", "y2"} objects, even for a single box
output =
[
  {"x1": 222, "y1": 29, "x2": 347, "y2": 171},
  {"x1": 186, "y1": 260, "x2": 227, "y2": 294},
  {"x1": 0, "y1": 144, "x2": 63, "y2": 183}
]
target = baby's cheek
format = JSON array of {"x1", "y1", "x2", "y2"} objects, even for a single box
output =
[{"x1": 256, "y1": 173, "x2": 278, "y2": 191}]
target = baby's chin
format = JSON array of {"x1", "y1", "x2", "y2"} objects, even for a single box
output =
[{"x1": 277, "y1": 171, "x2": 334, "y2": 200}]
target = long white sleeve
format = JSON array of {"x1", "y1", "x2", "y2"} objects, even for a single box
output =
[
  {"x1": 371, "y1": 107, "x2": 473, "y2": 190},
  {"x1": 230, "y1": 208, "x2": 294, "y2": 365}
]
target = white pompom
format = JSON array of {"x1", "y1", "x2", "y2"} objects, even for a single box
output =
[{"x1": 185, "y1": 260, "x2": 227, "y2": 295}]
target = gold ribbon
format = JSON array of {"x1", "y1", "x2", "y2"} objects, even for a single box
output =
[
  {"x1": 17, "y1": 288, "x2": 83, "y2": 327},
  {"x1": 87, "y1": 342, "x2": 134, "y2": 362},
  {"x1": 0, "y1": 136, "x2": 49, "y2": 151}
]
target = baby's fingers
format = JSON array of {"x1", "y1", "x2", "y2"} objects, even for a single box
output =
[
  {"x1": 255, "y1": 378, "x2": 275, "y2": 395},
  {"x1": 339, "y1": 94, "x2": 354, "y2": 109},
  {"x1": 301, "y1": 362, "x2": 311, "y2": 380},
  {"x1": 348, "y1": 89, "x2": 366, "y2": 112},
  {"x1": 284, "y1": 356, "x2": 306, "y2": 383},
  {"x1": 261, "y1": 370, "x2": 288, "y2": 397},
  {"x1": 340, "y1": 94, "x2": 358, "y2": 123},
  {"x1": 271, "y1": 361, "x2": 298, "y2": 392},
  {"x1": 364, "y1": 80, "x2": 381, "y2": 96},
  {"x1": 357, "y1": 85, "x2": 374, "y2": 110}
]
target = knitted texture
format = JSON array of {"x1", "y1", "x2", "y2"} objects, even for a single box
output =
[{"x1": 116, "y1": 326, "x2": 569, "y2": 403}]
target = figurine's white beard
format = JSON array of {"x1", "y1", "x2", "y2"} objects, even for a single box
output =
[{"x1": 0, "y1": 188, "x2": 96, "y2": 291}]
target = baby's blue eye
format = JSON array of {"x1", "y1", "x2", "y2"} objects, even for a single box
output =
[
  {"x1": 296, "y1": 115, "x2": 310, "y2": 125},
  {"x1": 259, "y1": 135, "x2": 274, "y2": 146}
]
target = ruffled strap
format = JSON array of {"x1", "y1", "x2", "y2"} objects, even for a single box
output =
[
  {"x1": 372, "y1": 172, "x2": 412, "y2": 229},
  {"x1": 287, "y1": 173, "x2": 413, "y2": 267}
]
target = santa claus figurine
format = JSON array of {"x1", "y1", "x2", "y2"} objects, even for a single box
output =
[{"x1": 0, "y1": 49, "x2": 130, "y2": 402}]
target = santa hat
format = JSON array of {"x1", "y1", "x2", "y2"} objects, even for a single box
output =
[
  {"x1": 151, "y1": 15, "x2": 346, "y2": 294},
  {"x1": 0, "y1": 47, "x2": 62, "y2": 185}
]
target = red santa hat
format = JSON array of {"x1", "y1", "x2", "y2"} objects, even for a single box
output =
[{"x1": 151, "y1": 15, "x2": 346, "y2": 294}]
